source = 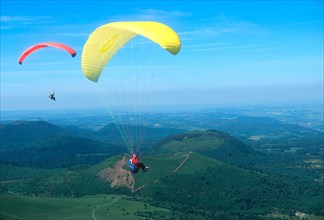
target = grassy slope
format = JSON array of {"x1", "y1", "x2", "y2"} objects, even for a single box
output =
[
  {"x1": 148, "y1": 130, "x2": 315, "y2": 181},
  {"x1": 149, "y1": 130, "x2": 251, "y2": 154},
  {"x1": 1, "y1": 152, "x2": 323, "y2": 219},
  {"x1": 1, "y1": 126, "x2": 323, "y2": 219},
  {"x1": 136, "y1": 153, "x2": 323, "y2": 219},
  {"x1": 0, "y1": 164, "x2": 58, "y2": 181},
  {"x1": 1, "y1": 153, "x2": 224, "y2": 197},
  {"x1": 148, "y1": 130, "x2": 275, "y2": 168},
  {"x1": 0, "y1": 194, "x2": 170, "y2": 220},
  {"x1": 2, "y1": 155, "x2": 129, "y2": 197}
]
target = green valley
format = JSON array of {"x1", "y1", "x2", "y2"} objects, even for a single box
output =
[{"x1": 1, "y1": 113, "x2": 323, "y2": 220}]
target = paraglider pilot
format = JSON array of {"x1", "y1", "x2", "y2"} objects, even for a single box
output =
[
  {"x1": 128, "y1": 153, "x2": 149, "y2": 173},
  {"x1": 49, "y1": 92, "x2": 56, "y2": 101}
]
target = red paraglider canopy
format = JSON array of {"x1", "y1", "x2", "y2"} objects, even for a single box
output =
[{"x1": 18, "y1": 42, "x2": 77, "y2": 64}]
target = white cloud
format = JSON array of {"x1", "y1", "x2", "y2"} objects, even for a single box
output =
[
  {"x1": 53, "y1": 32, "x2": 89, "y2": 37},
  {"x1": 1, "y1": 15, "x2": 53, "y2": 22},
  {"x1": 109, "y1": 8, "x2": 191, "y2": 22},
  {"x1": 0, "y1": 15, "x2": 57, "y2": 29},
  {"x1": 183, "y1": 42, "x2": 228, "y2": 48},
  {"x1": 1, "y1": 16, "x2": 32, "y2": 22},
  {"x1": 180, "y1": 13, "x2": 267, "y2": 38},
  {"x1": 186, "y1": 44, "x2": 262, "y2": 52},
  {"x1": 135, "y1": 9, "x2": 191, "y2": 18},
  {"x1": 179, "y1": 28, "x2": 219, "y2": 37}
]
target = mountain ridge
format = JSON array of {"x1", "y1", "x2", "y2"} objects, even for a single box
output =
[{"x1": 0, "y1": 120, "x2": 68, "y2": 151}]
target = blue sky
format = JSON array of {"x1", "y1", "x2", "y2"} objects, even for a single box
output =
[{"x1": 1, "y1": 0, "x2": 323, "y2": 111}]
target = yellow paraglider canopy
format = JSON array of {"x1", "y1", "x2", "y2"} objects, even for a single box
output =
[{"x1": 81, "y1": 21, "x2": 181, "y2": 82}]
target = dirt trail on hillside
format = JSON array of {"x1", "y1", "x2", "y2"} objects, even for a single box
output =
[
  {"x1": 0, "y1": 179, "x2": 23, "y2": 184},
  {"x1": 97, "y1": 156, "x2": 135, "y2": 192},
  {"x1": 133, "y1": 151, "x2": 192, "y2": 192},
  {"x1": 0, "y1": 211, "x2": 23, "y2": 220},
  {"x1": 98, "y1": 152, "x2": 192, "y2": 193},
  {"x1": 91, "y1": 197, "x2": 119, "y2": 220}
]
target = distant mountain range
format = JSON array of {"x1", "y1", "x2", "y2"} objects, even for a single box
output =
[
  {"x1": 92, "y1": 123, "x2": 185, "y2": 149},
  {"x1": 0, "y1": 120, "x2": 184, "y2": 168},
  {"x1": 214, "y1": 116, "x2": 324, "y2": 155}
]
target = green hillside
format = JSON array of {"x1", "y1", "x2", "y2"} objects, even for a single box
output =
[
  {"x1": 1, "y1": 125, "x2": 322, "y2": 219},
  {"x1": 0, "y1": 164, "x2": 58, "y2": 182},
  {"x1": 147, "y1": 130, "x2": 319, "y2": 182},
  {"x1": 0, "y1": 194, "x2": 171, "y2": 220},
  {"x1": 148, "y1": 130, "x2": 273, "y2": 167},
  {"x1": 2, "y1": 152, "x2": 322, "y2": 219},
  {"x1": 149, "y1": 130, "x2": 247, "y2": 153},
  {"x1": 136, "y1": 153, "x2": 323, "y2": 219},
  {"x1": 0, "y1": 120, "x2": 68, "y2": 151},
  {"x1": 131, "y1": 152, "x2": 222, "y2": 190},
  {"x1": 1, "y1": 155, "x2": 128, "y2": 197},
  {"x1": 1, "y1": 136, "x2": 124, "y2": 169}
]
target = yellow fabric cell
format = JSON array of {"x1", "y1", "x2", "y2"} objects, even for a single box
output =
[{"x1": 81, "y1": 21, "x2": 181, "y2": 82}]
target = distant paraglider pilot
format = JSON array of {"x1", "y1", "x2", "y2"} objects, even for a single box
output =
[
  {"x1": 128, "y1": 153, "x2": 149, "y2": 173},
  {"x1": 49, "y1": 92, "x2": 56, "y2": 101}
]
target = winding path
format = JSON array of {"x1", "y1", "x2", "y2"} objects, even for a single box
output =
[
  {"x1": 0, "y1": 211, "x2": 23, "y2": 220},
  {"x1": 91, "y1": 196, "x2": 119, "y2": 220},
  {"x1": 133, "y1": 151, "x2": 192, "y2": 192}
]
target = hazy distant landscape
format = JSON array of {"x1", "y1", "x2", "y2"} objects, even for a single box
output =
[{"x1": 1, "y1": 105, "x2": 323, "y2": 220}]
